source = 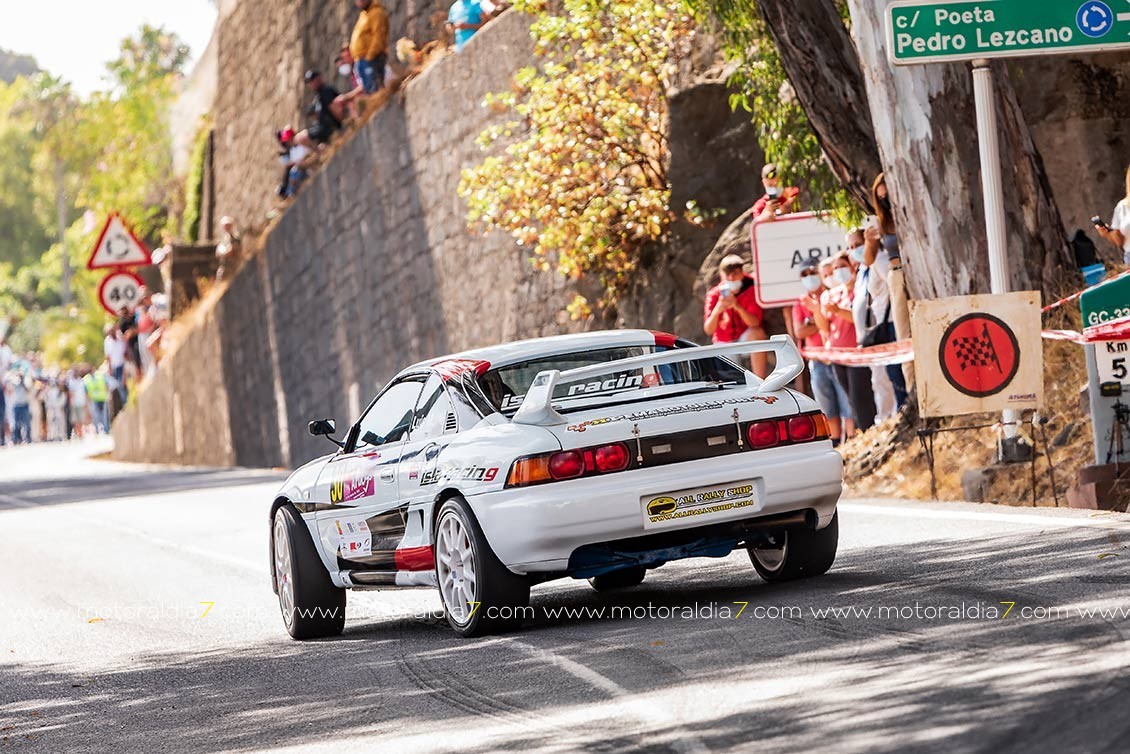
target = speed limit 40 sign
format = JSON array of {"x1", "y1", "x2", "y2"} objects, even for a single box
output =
[{"x1": 98, "y1": 271, "x2": 145, "y2": 315}]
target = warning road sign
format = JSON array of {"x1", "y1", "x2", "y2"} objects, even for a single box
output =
[
  {"x1": 98, "y1": 270, "x2": 145, "y2": 316},
  {"x1": 87, "y1": 214, "x2": 152, "y2": 270},
  {"x1": 911, "y1": 292, "x2": 1043, "y2": 418}
]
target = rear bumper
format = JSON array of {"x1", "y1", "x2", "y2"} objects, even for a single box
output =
[{"x1": 467, "y1": 442, "x2": 842, "y2": 573}]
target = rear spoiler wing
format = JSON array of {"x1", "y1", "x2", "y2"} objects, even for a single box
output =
[{"x1": 511, "y1": 335, "x2": 804, "y2": 426}]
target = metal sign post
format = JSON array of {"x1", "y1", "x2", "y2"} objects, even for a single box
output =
[{"x1": 969, "y1": 59, "x2": 1025, "y2": 453}]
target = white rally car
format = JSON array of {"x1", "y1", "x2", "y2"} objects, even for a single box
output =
[{"x1": 269, "y1": 330, "x2": 843, "y2": 638}]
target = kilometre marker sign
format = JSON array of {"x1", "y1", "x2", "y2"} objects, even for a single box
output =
[{"x1": 887, "y1": 0, "x2": 1130, "y2": 64}]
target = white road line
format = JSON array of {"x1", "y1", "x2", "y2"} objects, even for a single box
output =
[
  {"x1": 507, "y1": 638, "x2": 711, "y2": 754},
  {"x1": 841, "y1": 502, "x2": 1127, "y2": 529}
]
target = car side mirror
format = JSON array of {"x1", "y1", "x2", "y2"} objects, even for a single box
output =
[
  {"x1": 308, "y1": 418, "x2": 336, "y2": 436},
  {"x1": 308, "y1": 418, "x2": 344, "y2": 449}
]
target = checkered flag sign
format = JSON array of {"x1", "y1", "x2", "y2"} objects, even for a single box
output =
[{"x1": 952, "y1": 324, "x2": 1002, "y2": 373}]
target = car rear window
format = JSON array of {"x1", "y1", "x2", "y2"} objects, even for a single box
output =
[{"x1": 477, "y1": 345, "x2": 746, "y2": 416}]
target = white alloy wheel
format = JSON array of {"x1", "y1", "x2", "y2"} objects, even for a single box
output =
[
  {"x1": 436, "y1": 510, "x2": 478, "y2": 626},
  {"x1": 274, "y1": 514, "x2": 295, "y2": 628},
  {"x1": 751, "y1": 534, "x2": 789, "y2": 573}
]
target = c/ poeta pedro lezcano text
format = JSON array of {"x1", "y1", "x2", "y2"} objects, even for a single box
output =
[{"x1": 893, "y1": 6, "x2": 1076, "y2": 57}]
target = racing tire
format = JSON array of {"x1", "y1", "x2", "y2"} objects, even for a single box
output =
[
  {"x1": 434, "y1": 496, "x2": 530, "y2": 638},
  {"x1": 588, "y1": 566, "x2": 646, "y2": 592},
  {"x1": 748, "y1": 511, "x2": 838, "y2": 583},
  {"x1": 273, "y1": 504, "x2": 346, "y2": 640}
]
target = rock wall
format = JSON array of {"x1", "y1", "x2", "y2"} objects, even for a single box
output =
[
  {"x1": 213, "y1": 0, "x2": 452, "y2": 239},
  {"x1": 114, "y1": 11, "x2": 763, "y2": 469}
]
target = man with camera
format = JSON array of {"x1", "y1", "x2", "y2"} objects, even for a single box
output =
[
  {"x1": 703, "y1": 254, "x2": 769, "y2": 378},
  {"x1": 751, "y1": 163, "x2": 800, "y2": 224}
]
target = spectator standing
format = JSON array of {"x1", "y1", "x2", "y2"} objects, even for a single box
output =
[
  {"x1": 821, "y1": 253, "x2": 876, "y2": 433},
  {"x1": 0, "y1": 336, "x2": 10, "y2": 446},
  {"x1": 448, "y1": 0, "x2": 493, "y2": 52},
  {"x1": 8, "y1": 373, "x2": 31, "y2": 444},
  {"x1": 215, "y1": 216, "x2": 242, "y2": 283},
  {"x1": 84, "y1": 366, "x2": 111, "y2": 434},
  {"x1": 751, "y1": 163, "x2": 800, "y2": 224},
  {"x1": 847, "y1": 230, "x2": 897, "y2": 421},
  {"x1": 703, "y1": 254, "x2": 769, "y2": 378},
  {"x1": 46, "y1": 377, "x2": 67, "y2": 441},
  {"x1": 793, "y1": 262, "x2": 850, "y2": 445},
  {"x1": 68, "y1": 368, "x2": 88, "y2": 438},
  {"x1": 1095, "y1": 164, "x2": 1130, "y2": 267},
  {"x1": 104, "y1": 325, "x2": 129, "y2": 403},
  {"x1": 864, "y1": 173, "x2": 913, "y2": 390},
  {"x1": 350, "y1": 0, "x2": 390, "y2": 93}
]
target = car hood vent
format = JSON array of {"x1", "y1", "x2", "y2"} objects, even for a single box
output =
[{"x1": 443, "y1": 412, "x2": 458, "y2": 433}]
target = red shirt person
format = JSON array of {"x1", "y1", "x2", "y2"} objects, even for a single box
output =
[
  {"x1": 704, "y1": 254, "x2": 768, "y2": 377},
  {"x1": 751, "y1": 163, "x2": 800, "y2": 223}
]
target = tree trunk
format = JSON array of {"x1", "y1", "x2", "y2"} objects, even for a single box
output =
[
  {"x1": 845, "y1": 0, "x2": 1072, "y2": 299},
  {"x1": 757, "y1": 0, "x2": 882, "y2": 210},
  {"x1": 54, "y1": 154, "x2": 70, "y2": 307}
]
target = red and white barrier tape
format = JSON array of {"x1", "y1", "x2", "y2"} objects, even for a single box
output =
[
  {"x1": 801, "y1": 317, "x2": 1130, "y2": 367},
  {"x1": 1041, "y1": 270, "x2": 1130, "y2": 314}
]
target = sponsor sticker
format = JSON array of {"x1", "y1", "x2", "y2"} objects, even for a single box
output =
[
  {"x1": 643, "y1": 480, "x2": 759, "y2": 530},
  {"x1": 336, "y1": 520, "x2": 373, "y2": 559}
]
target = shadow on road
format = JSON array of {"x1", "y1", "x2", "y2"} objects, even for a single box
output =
[
  {"x1": 1, "y1": 527, "x2": 1129, "y2": 753},
  {"x1": 0, "y1": 467, "x2": 287, "y2": 508}
]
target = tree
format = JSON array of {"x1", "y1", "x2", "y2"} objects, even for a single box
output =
[
  {"x1": 845, "y1": 1, "x2": 1071, "y2": 298},
  {"x1": 683, "y1": 0, "x2": 874, "y2": 218},
  {"x1": 459, "y1": 0, "x2": 697, "y2": 313},
  {"x1": 19, "y1": 73, "x2": 84, "y2": 306},
  {"x1": 0, "y1": 80, "x2": 52, "y2": 270}
]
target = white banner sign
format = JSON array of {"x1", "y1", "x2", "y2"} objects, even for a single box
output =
[{"x1": 750, "y1": 212, "x2": 849, "y2": 309}]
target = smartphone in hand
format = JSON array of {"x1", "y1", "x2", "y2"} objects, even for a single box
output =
[{"x1": 1092, "y1": 215, "x2": 1112, "y2": 231}]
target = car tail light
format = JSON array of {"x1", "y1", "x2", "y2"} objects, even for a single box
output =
[
  {"x1": 593, "y1": 442, "x2": 630, "y2": 472},
  {"x1": 787, "y1": 415, "x2": 817, "y2": 442},
  {"x1": 747, "y1": 421, "x2": 780, "y2": 449},
  {"x1": 812, "y1": 413, "x2": 831, "y2": 440},
  {"x1": 548, "y1": 450, "x2": 585, "y2": 480},
  {"x1": 506, "y1": 455, "x2": 552, "y2": 487}
]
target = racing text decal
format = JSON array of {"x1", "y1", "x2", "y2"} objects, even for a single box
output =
[{"x1": 567, "y1": 395, "x2": 779, "y2": 432}]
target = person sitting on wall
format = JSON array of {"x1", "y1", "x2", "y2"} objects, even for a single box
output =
[
  {"x1": 751, "y1": 163, "x2": 800, "y2": 223},
  {"x1": 350, "y1": 0, "x2": 390, "y2": 94},
  {"x1": 294, "y1": 70, "x2": 358, "y2": 149},
  {"x1": 703, "y1": 254, "x2": 769, "y2": 378},
  {"x1": 276, "y1": 126, "x2": 311, "y2": 198}
]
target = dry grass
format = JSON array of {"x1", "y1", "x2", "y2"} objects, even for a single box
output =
[{"x1": 845, "y1": 304, "x2": 1097, "y2": 506}]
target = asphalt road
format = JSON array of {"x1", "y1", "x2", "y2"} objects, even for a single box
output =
[{"x1": 2, "y1": 440, "x2": 1129, "y2": 754}]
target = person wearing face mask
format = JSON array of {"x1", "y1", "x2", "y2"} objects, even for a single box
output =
[
  {"x1": 794, "y1": 262, "x2": 850, "y2": 445},
  {"x1": 821, "y1": 252, "x2": 876, "y2": 434},
  {"x1": 704, "y1": 255, "x2": 769, "y2": 378},
  {"x1": 864, "y1": 172, "x2": 913, "y2": 391},
  {"x1": 752, "y1": 163, "x2": 800, "y2": 224},
  {"x1": 846, "y1": 229, "x2": 898, "y2": 421},
  {"x1": 350, "y1": 0, "x2": 390, "y2": 94}
]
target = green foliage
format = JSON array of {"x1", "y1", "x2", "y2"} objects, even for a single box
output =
[
  {"x1": 681, "y1": 0, "x2": 862, "y2": 226},
  {"x1": 0, "y1": 24, "x2": 189, "y2": 361},
  {"x1": 181, "y1": 117, "x2": 213, "y2": 243},
  {"x1": 0, "y1": 79, "x2": 52, "y2": 269},
  {"x1": 459, "y1": 0, "x2": 697, "y2": 312}
]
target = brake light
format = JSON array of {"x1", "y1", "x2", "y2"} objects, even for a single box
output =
[
  {"x1": 748, "y1": 421, "x2": 780, "y2": 449},
  {"x1": 787, "y1": 415, "x2": 817, "y2": 442},
  {"x1": 593, "y1": 442, "x2": 630, "y2": 472},
  {"x1": 548, "y1": 450, "x2": 585, "y2": 480}
]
